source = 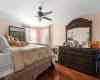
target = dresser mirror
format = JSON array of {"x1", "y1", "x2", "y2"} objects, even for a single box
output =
[{"x1": 66, "y1": 18, "x2": 92, "y2": 48}]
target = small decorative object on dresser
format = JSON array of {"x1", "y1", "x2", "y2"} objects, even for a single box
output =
[
  {"x1": 90, "y1": 41, "x2": 99, "y2": 49},
  {"x1": 63, "y1": 42, "x2": 66, "y2": 46}
]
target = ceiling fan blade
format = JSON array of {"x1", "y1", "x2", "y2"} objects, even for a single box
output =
[
  {"x1": 43, "y1": 17, "x2": 52, "y2": 21},
  {"x1": 29, "y1": 8, "x2": 37, "y2": 14},
  {"x1": 43, "y1": 11, "x2": 52, "y2": 16}
]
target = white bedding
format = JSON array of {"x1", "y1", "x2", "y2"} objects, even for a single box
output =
[
  {"x1": 0, "y1": 44, "x2": 53, "y2": 78},
  {"x1": 0, "y1": 52, "x2": 14, "y2": 78}
]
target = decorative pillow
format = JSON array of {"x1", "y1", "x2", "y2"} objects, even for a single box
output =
[
  {"x1": 15, "y1": 38, "x2": 19, "y2": 42},
  {"x1": 0, "y1": 35, "x2": 11, "y2": 53},
  {"x1": 18, "y1": 41, "x2": 26, "y2": 47},
  {"x1": 90, "y1": 41, "x2": 99, "y2": 49},
  {"x1": 10, "y1": 36, "x2": 14, "y2": 41},
  {"x1": 10, "y1": 36, "x2": 15, "y2": 46},
  {"x1": 6, "y1": 34, "x2": 10, "y2": 44},
  {"x1": 10, "y1": 40, "x2": 19, "y2": 46},
  {"x1": 9, "y1": 37, "x2": 26, "y2": 47}
]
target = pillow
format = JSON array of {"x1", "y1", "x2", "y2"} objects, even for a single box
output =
[
  {"x1": 15, "y1": 38, "x2": 19, "y2": 42},
  {"x1": 10, "y1": 36, "x2": 16, "y2": 46},
  {"x1": 10, "y1": 40, "x2": 19, "y2": 46},
  {"x1": 18, "y1": 41, "x2": 26, "y2": 47},
  {"x1": 10, "y1": 36, "x2": 14, "y2": 41},
  {"x1": 10, "y1": 37, "x2": 26, "y2": 47},
  {"x1": 15, "y1": 38, "x2": 26, "y2": 47},
  {"x1": 0, "y1": 35, "x2": 11, "y2": 53},
  {"x1": 6, "y1": 34, "x2": 10, "y2": 44}
]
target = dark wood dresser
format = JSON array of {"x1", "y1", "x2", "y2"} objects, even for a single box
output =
[{"x1": 58, "y1": 46, "x2": 100, "y2": 76}]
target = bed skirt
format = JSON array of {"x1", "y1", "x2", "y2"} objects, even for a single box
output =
[{"x1": 4, "y1": 57, "x2": 52, "y2": 80}]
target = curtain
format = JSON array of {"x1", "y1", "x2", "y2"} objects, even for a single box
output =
[
  {"x1": 25, "y1": 27, "x2": 37, "y2": 43},
  {"x1": 41, "y1": 26, "x2": 52, "y2": 45},
  {"x1": 41, "y1": 27, "x2": 49, "y2": 44},
  {"x1": 49, "y1": 26, "x2": 53, "y2": 45}
]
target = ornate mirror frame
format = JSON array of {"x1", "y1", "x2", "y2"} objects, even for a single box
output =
[{"x1": 66, "y1": 18, "x2": 92, "y2": 43}]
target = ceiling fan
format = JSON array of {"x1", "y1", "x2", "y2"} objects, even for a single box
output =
[{"x1": 30, "y1": 6, "x2": 52, "y2": 21}]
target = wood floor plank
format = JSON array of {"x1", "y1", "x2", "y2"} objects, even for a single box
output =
[
  {"x1": 36, "y1": 68, "x2": 72, "y2": 80},
  {"x1": 36, "y1": 64, "x2": 99, "y2": 80},
  {"x1": 55, "y1": 64, "x2": 99, "y2": 80}
]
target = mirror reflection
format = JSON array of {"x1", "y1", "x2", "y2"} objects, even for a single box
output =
[{"x1": 67, "y1": 28, "x2": 90, "y2": 48}]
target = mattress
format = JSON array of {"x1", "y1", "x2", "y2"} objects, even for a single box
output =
[{"x1": 0, "y1": 52, "x2": 14, "y2": 78}]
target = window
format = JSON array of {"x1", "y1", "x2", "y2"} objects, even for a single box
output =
[
  {"x1": 41, "y1": 28, "x2": 49, "y2": 44},
  {"x1": 26, "y1": 27, "x2": 37, "y2": 43}
]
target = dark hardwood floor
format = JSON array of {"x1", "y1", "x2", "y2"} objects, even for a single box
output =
[
  {"x1": 36, "y1": 67, "x2": 72, "y2": 80},
  {"x1": 36, "y1": 64, "x2": 99, "y2": 80},
  {"x1": 55, "y1": 64, "x2": 99, "y2": 80}
]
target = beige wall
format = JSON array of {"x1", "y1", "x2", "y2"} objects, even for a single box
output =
[
  {"x1": 52, "y1": 22, "x2": 67, "y2": 46},
  {"x1": 82, "y1": 13, "x2": 100, "y2": 41},
  {"x1": 0, "y1": 20, "x2": 24, "y2": 36},
  {"x1": 52, "y1": 13, "x2": 100, "y2": 46}
]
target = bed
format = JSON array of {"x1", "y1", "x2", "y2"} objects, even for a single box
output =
[
  {"x1": 0, "y1": 44, "x2": 54, "y2": 80},
  {"x1": 0, "y1": 52, "x2": 14, "y2": 78}
]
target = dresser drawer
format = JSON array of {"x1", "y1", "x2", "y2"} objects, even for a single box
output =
[
  {"x1": 68, "y1": 52, "x2": 84, "y2": 59},
  {"x1": 68, "y1": 61, "x2": 85, "y2": 72},
  {"x1": 84, "y1": 49, "x2": 98, "y2": 56},
  {"x1": 68, "y1": 57, "x2": 84, "y2": 64},
  {"x1": 59, "y1": 46, "x2": 66, "y2": 51},
  {"x1": 86, "y1": 55, "x2": 96, "y2": 61},
  {"x1": 67, "y1": 48, "x2": 83, "y2": 53},
  {"x1": 86, "y1": 60, "x2": 96, "y2": 66},
  {"x1": 85, "y1": 65, "x2": 97, "y2": 76}
]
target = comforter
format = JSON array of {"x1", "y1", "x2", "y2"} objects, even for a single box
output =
[{"x1": 11, "y1": 45, "x2": 54, "y2": 72}]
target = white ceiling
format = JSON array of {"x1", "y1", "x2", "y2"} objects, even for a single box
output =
[{"x1": 0, "y1": 0, "x2": 100, "y2": 27}]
